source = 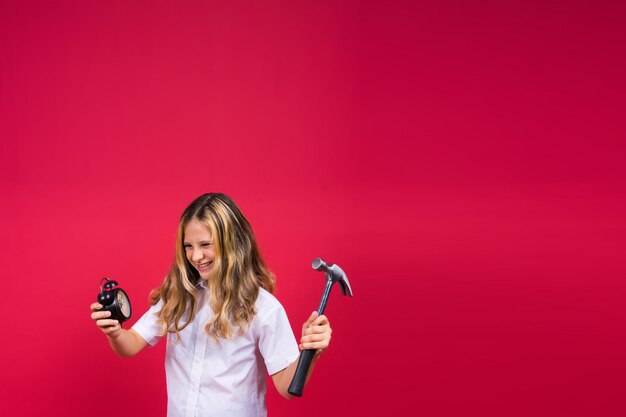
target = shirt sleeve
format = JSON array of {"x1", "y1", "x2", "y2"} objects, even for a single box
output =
[
  {"x1": 257, "y1": 302, "x2": 300, "y2": 375},
  {"x1": 131, "y1": 299, "x2": 166, "y2": 347}
]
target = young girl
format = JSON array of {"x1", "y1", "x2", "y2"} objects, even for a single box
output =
[{"x1": 90, "y1": 193, "x2": 332, "y2": 417}]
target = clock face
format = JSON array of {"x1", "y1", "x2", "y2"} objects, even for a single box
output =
[{"x1": 117, "y1": 290, "x2": 131, "y2": 318}]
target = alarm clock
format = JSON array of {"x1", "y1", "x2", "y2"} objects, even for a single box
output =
[{"x1": 97, "y1": 277, "x2": 132, "y2": 323}]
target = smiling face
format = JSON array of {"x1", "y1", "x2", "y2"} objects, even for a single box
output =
[{"x1": 183, "y1": 218, "x2": 216, "y2": 281}]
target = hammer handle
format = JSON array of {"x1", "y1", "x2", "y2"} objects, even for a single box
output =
[
  {"x1": 288, "y1": 301, "x2": 325, "y2": 398},
  {"x1": 288, "y1": 278, "x2": 333, "y2": 397},
  {"x1": 288, "y1": 349, "x2": 315, "y2": 397}
]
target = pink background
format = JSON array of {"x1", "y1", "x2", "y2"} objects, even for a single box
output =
[{"x1": 1, "y1": 1, "x2": 625, "y2": 416}]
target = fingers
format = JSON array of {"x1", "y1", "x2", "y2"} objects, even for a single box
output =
[
  {"x1": 300, "y1": 313, "x2": 332, "y2": 352},
  {"x1": 98, "y1": 320, "x2": 122, "y2": 335},
  {"x1": 91, "y1": 309, "x2": 111, "y2": 321},
  {"x1": 301, "y1": 312, "x2": 328, "y2": 331},
  {"x1": 90, "y1": 304, "x2": 121, "y2": 335},
  {"x1": 300, "y1": 332, "x2": 331, "y2": 345},
  {"x1": 96, "y1": 319, "x2": 119, "y2": 328},
  {"x1": 302, "y1": 324, "x2": 331, "y2": 336},
  {"x1": 302, "y1": 311, "x2": 318, "y2": 329},
  {"x1": 312, "y1": 314, "x2": 329, "y2": 326},
  {"x1": 299, "y1": 335, "x2": 331, "y2": 351},
  {"x1": 94, "y1": 314, "x2": 121, "y2": 335}
]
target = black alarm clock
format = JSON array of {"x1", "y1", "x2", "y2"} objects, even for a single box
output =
[{"x1": 97, "y1": 277, "x2": 132, "y2": 323}]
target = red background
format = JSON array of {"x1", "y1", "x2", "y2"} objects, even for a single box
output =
[{"x1": 1, "y1": 1, "x2": 625, "y2": 416}]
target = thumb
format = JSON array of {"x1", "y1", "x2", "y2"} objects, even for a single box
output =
[{"x1": 305, "y1": 311, "x2": 319, "y2": 327}]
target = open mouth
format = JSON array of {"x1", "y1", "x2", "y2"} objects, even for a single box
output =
[{"x1": 196, "y1": 261, "x2": 214, "y2": 271}]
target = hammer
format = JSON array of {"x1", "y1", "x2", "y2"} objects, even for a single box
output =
[{"x1": 288, "y1": 257, "x2": 353, "y2": 397}]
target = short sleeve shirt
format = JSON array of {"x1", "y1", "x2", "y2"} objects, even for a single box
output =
[{"x1": 132, "y1": 286, "x2": 299, "y2": 417}]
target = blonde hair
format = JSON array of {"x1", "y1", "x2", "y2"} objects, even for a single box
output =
[{"x1": 150, "y1": 193, "x2": 275, "y2": 342}]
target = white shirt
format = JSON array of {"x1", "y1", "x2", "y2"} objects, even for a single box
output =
[{"x1": 132, "y1": 285, "x2": 299, "y2": 417}]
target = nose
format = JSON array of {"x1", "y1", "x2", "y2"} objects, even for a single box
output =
[{"x1": 192, "y1": 248, "x2": 204, "y2": 262}]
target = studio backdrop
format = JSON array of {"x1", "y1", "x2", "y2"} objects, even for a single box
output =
[{"x1": 1, "y1": 1, "x2": 625, "y2": 417}]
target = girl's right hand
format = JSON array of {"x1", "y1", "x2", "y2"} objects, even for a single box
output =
[{"x1": 90, "y1": 302, "x2": 122, "y2": 336}]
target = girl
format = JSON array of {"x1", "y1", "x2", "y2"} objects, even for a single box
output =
[{"x1": 90, "y1": 193, "x2": 332, "y2": 417}]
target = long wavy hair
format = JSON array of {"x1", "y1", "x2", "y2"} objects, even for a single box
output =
[{"x1": 149, "y1": 193, "x2": 275, "y2": 343}]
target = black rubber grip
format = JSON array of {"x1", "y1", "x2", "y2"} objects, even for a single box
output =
[{"x1": 288, "y1": 349, "x2": 315, "y2": 397}]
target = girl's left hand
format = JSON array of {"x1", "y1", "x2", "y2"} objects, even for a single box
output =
[{"x1": 299, "y1": 311, "x2": 332, "y2": 355}]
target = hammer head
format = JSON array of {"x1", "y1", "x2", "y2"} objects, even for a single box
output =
[{"x1": 312, "y1": 257, "x2": 353, "y2": 296}]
